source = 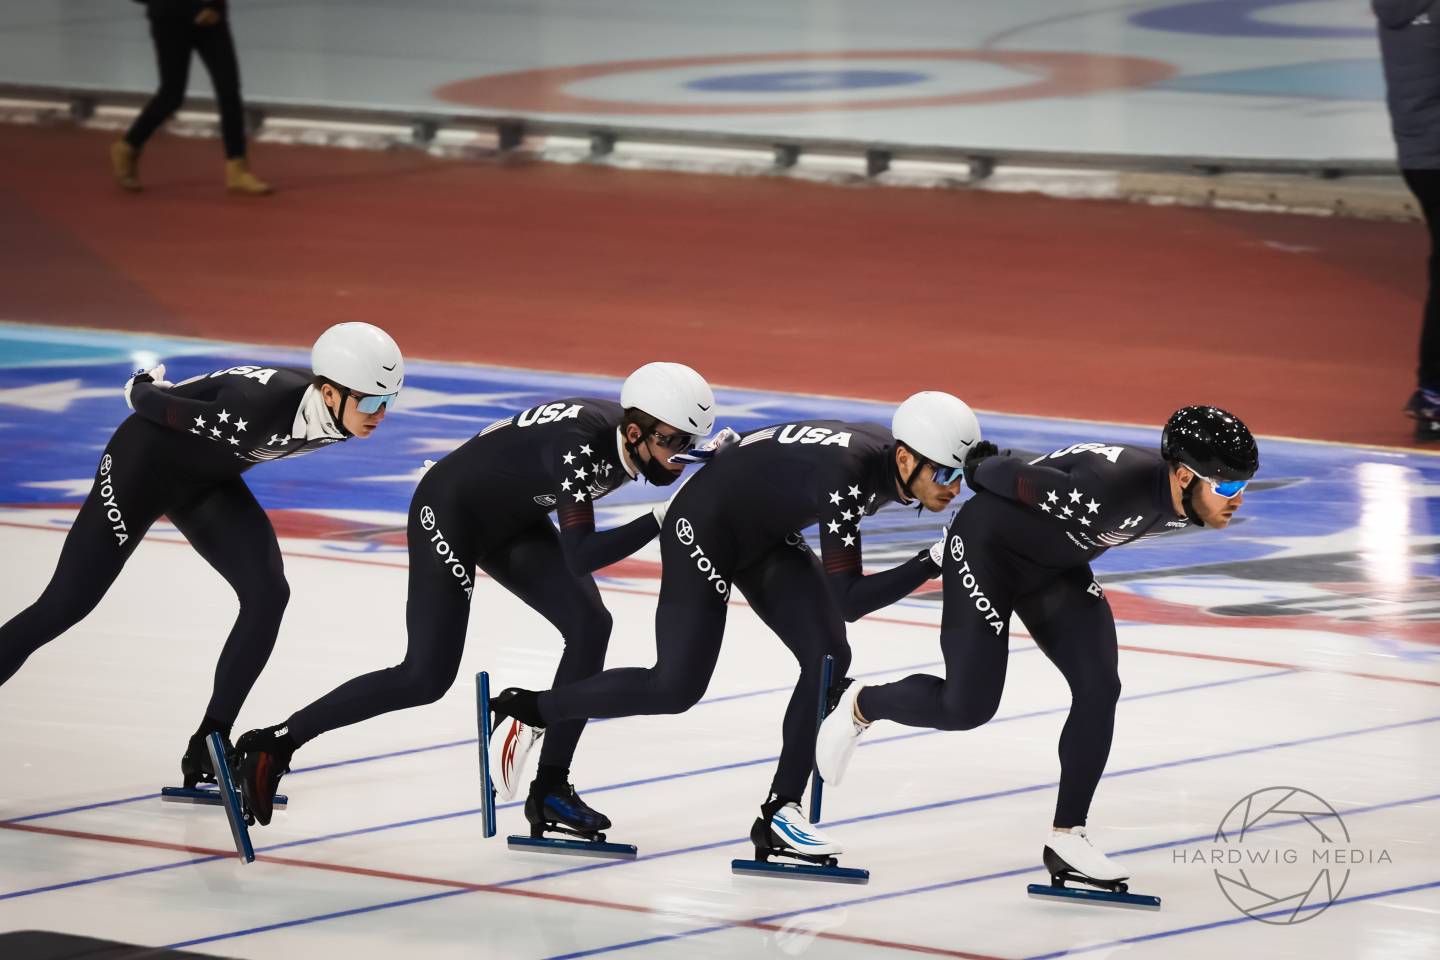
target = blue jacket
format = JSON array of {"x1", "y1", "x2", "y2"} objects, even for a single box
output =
[{"x1": 1375, "y1": 0, "x2": 1440, "y2": 168}]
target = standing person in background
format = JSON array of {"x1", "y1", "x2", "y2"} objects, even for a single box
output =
[
  {"x1": 1376, "y1": 1, "x2": 1440, "y2": 441},
  {"x1": 111, "y1": 0, "x2": 270, "y2": 195}
]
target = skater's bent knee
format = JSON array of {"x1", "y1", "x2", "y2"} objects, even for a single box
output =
[
  {"x1": 648, "y1": 676, "x2": 706, "y2": 714},
  {"x1": 935, "y1": 695, "x2": 1000, "y2": 731}
]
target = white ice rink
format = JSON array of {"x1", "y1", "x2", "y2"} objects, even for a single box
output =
[{"x1": 1, "y1": 327, "x2": 1437, "y2": 959}]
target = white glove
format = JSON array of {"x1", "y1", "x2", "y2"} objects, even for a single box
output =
[
  {"x1": 670, "y1": 426, "x2": 740, "y2": 464},
  {"x1": 925, "y1": 516, "x2": 953, "y2": 573},
  {"x1": 124, "y1": 364, "x2": 170, "y2": 410},
  {"x1": 422, "y1": 459, "x2": 436, "y2": 473}
]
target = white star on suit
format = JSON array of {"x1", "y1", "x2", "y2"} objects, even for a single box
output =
[
  {"x1": 841, "y1": 510, "x2": 854, "y2": 521},
  {"x1": 847, "y1": 485, "x2": 862, "y2": 498},
  {"x1": 563, "y1": 452, "x2": 575, "y2": 464},
  {"x1": 1069, "y1": 488, "x2": 1083, "y2": 503},
  {"x1": 217, "y1": 410, "x2": 230, "y2": 424},
  {"x1": 1079, "y1": 517, "x2": 1092, "y2": 527},
  {"x1": 210, "y1": 427, "x2": 222, "y2": 439},
  {"x1": 826, "y1": 521, "x2": 841, "y2": 533},
  {"x1": 841, "y1": 533, "x2": 856, "y2": 546},
  {"x1": 193, "y1": 415, "x2": 206, "y2": 429},
  {"x1": 1086, "y1": 499, "x2": 1101, "y2": 514},
  {"x1": 561, "y1": 479, "x2": 572, "y2": 491},
  {"x1": 234, "y1": 418, "x2": 248, "y2": 432},
  {"x1": 829, "y1": 490, "x2": 842, "y2": 505},
  {"x1": 1061, "y1": 506, "x2": 1074, "y2": 517},
  {"x1": 189, "y1": 428, "x2": 200, "y2": 435},
  {"x1": 572, "y1": 490, "x2": 586, "y2": 502},
  {"x1": 576, "y1": 467, "x2": 588, "y2": 479},
  {"x1": 1040, "y1": 502, "x2": 1052, "y2": 512},
  {"x1": 227, "y1": 436, "x2": 239, "y2": 446},
  {"x1": 579, "y1": 444, "x2": 592, "y2": 456},
  {"x1": 1046, "y1": 490, "x2": 1059, "y2": 503}
]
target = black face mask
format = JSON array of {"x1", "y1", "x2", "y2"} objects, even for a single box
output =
[{"x1": 627, "y1": 436, "x2": 681, "y2": 486}]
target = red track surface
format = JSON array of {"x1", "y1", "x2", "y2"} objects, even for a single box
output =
[{"x1": 1, "y1": 124, "x2": 1431, "y2": 447}]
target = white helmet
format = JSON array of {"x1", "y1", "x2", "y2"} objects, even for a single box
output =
[
  {"x1": 892, "y1": 391, "x2": 981, "y2": 469},
  {"x1": 620, "y1": 362, "x2": 715, "y2": 436},
  {"x1": 311, "y1": 322, "x2": 404, "y2": 395}
]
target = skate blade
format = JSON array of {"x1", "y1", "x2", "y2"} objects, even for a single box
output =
[
  {"x1": 204, "y1": 732, "x2": 255, "y2": 864},
  {"x1": 475, "y1": 672, "x2": 497, "y2": 839},
  {"x1": 1027, "y1": 883, "x2": 1160, "y2": 910},
  {"x1": 160, "y1": 786, "x2": 288, "y2": 809},
  {"x1": 731, "y1": 858, "x2": 869, "y2": 884},
  {"x1": 507, "y1": 835, "x2": 637, "y2": 859}
]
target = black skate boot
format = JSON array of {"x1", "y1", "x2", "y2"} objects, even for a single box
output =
[
  {"x1": 1404, "y1": 387, "x2": 1440, "y2": 442},
  {"x1": 525, "y1": 782, "x2": 612, "y2": 841},
  {"x1": 180, "y1": 730, "x2": 233, "y2": 789},
  {"x1": 504, "y1": 774, "x2": 636, "y2": 859},
  {"x1": 234, "y1": 724, "x2": 297, "y2": 827}
]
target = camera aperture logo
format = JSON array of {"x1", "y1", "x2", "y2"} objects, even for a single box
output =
[{"x1": 1174, "y1": 786, "x2": 1393, "y2": 924}]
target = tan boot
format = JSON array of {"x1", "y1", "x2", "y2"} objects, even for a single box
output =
[
  {"x1": 110, "y1": 141, "x2": 141, "y2": 192},
  {"x1": 225, "y1": 158, "x2": 272, "y2": 195}
]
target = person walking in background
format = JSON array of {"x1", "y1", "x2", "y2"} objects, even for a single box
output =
[
  {"x1": 1376, "y1": 1, "x2": 1440, "y2": 440},
  {"x1": 110, "y1": 0, "x2": 270, "y2": 195}
]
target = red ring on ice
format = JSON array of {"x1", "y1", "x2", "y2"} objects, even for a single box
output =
[{"x1": 434, "y1": 49, "x2": 1178, "y2": 115}]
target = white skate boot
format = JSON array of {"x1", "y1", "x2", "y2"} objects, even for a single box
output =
[
  {"x1": 757, "y1": 801, "x2": 844, "y2": 859},
  {"x1": 815, "y1": 679, "x2": 869, "y2": 786},
  {"x1": 1029, "y1": 826, "x2": 1161, "y2": 909},
  {"x1": 732, "y1": 795, "x2": 869, "y2": 883},
  {"x1": 491, "y1": 717, "x2": 543, "y2": 801}
]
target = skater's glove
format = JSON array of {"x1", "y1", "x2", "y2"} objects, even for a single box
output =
[
  {"x1": 670, "y1": 426, "x2": 739, "y2": 464},
  {"x1": 124, "y1": 364, "x2": 170, "y2": 411},
  {"x1": 963, "y1": 440, "x2": 999, "y2": 492},
  {"x1": 922, "y1": 524, "x2": 948, "y2": 576}
]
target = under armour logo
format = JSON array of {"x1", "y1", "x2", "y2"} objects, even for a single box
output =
[{"x1": 1119, "y1": 515, "x2": 1143, "y2": 530}]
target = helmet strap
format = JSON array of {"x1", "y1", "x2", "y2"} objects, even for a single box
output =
[
  {"x1": 892, "y1": 444, "x2": 926, "y2": 510},
  {"x1": 1179, "y1": 473, "x2": 1205, "y2": 527},
  {"x1": 325, "y1": 382, "x2": 354, "y2": 439}
]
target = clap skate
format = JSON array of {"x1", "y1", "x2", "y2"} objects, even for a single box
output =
[
  {"x1": 507, "y1": 783, "x2": 636, "y2": 859},
  {"x1": 198, "y1": 732, "x2": 256, "y2": 863},
  {"x1": 161, "y1": 731, "x2": 287, "y2": 810},
  {"x1": 1026, "y1": 829, "x2": 1160, "y2": 909},
  {"x1": 731, "y1": 799, "x2": 868, "y2": 884}
]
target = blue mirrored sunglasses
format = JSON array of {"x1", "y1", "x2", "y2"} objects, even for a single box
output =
[
  {"x1": 933, "y1": 463, "x2": 964, "y2": 485},
  {"x1": 1193, "y1": 470, "x2": 1248, "y2": 499},
  {"x1": 354, "y1": 392, "x2": 397, "y2": 414}
]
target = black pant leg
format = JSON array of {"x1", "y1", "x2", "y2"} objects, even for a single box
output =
[
  {"x1": 477, "y1": 520, "x2": 613, "y2": 770},
  {"x1": 192, "y1": 20, "x2": 247, "y2": 159},
  {"x1": 125, "y1": 16, "x2": 194, "y2": 151},
  {"x1": 857, "y1": 506, "x2": 1013, "y2": 730},
  {"x1": 0, "y1": 429, "x2": 166, "y2": 686},
  {"x1": 167, "y1": 477, "x2": 288, "y2": 728},
  {"x1": 537, "y1": 508, "x2": 730, "y2": 724},
  {"x1": 1014, "y1": 567, "x2": 1121, "y2": 830},
  {"x1": 1403, "y1": 168, "x2": 1440, "y2": 389},
  {"x1": 284, "y1": 492, "x2": 476, "y2": 746},
  {"x1": 734, "y1": 536, "x2": 851, "y2": 801}
]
